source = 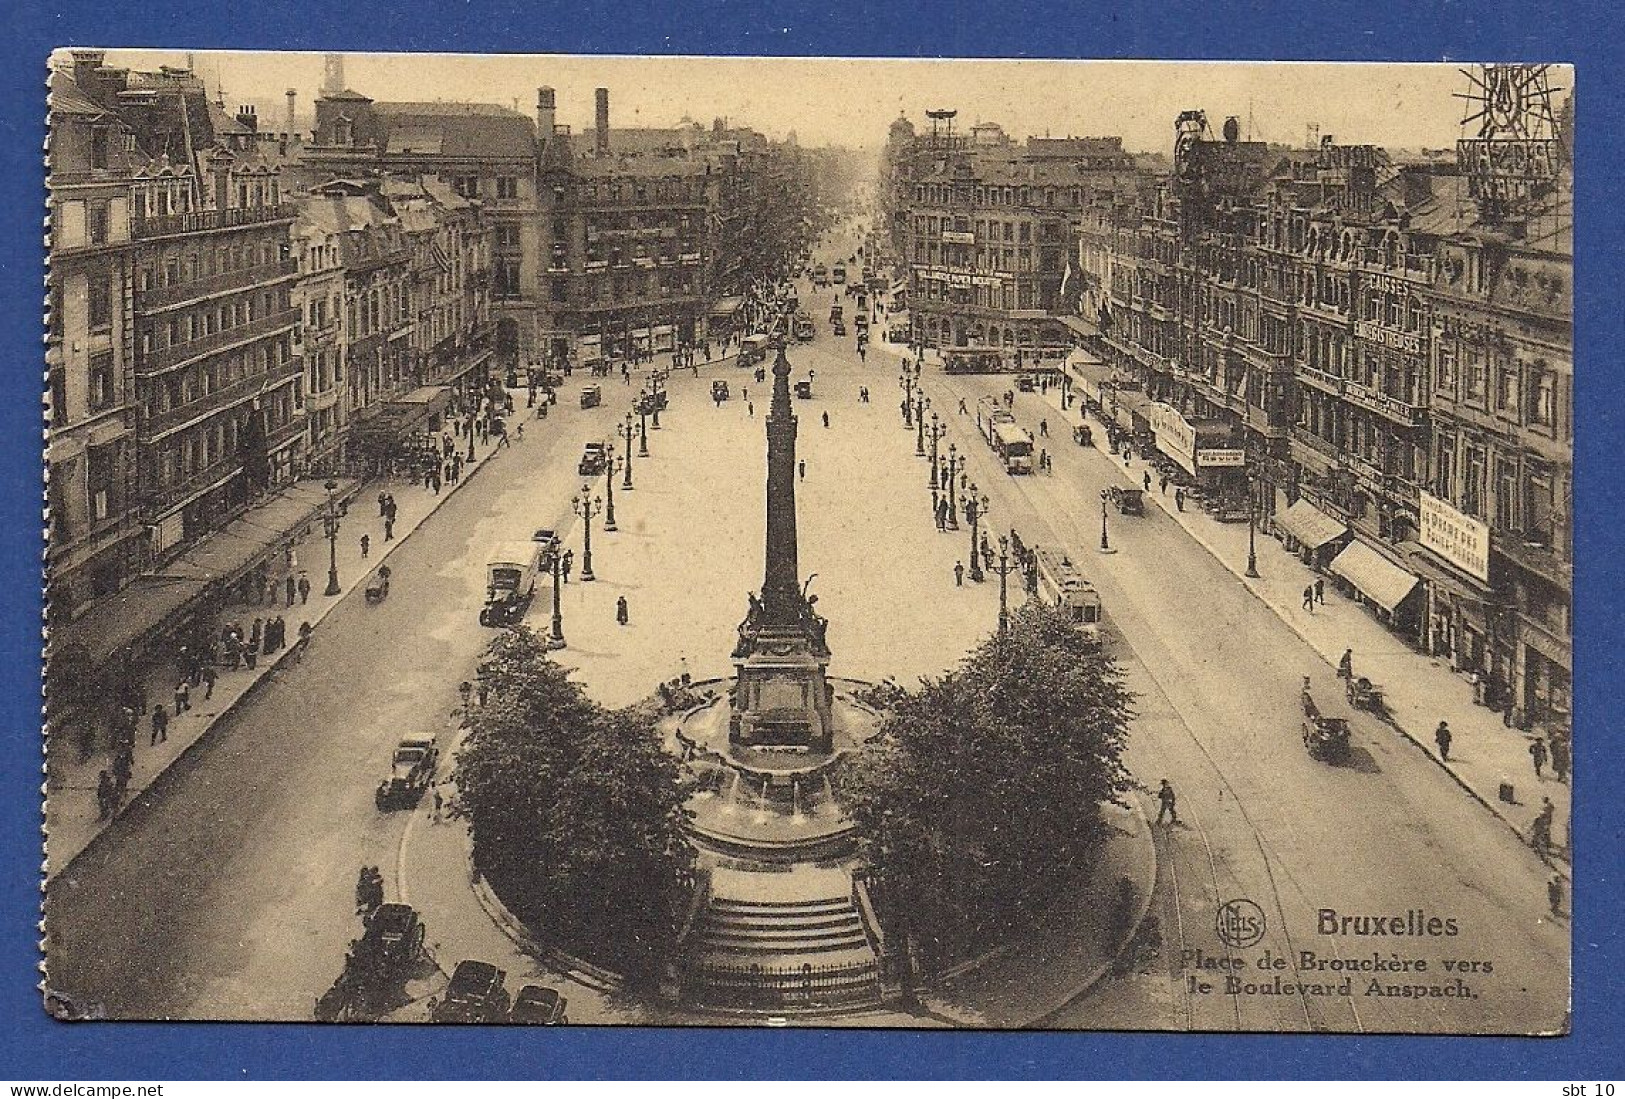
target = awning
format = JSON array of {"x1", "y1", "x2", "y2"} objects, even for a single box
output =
[
  {"x1": 1056, "y1": 315, "x2": 1100, "y2": 339},
  {"x1": 1330, "y1": 540, "x2": 1421, "y2": 613},
  {"x1": 350, "y1": 388, "x2": 450, "y2": 452},
  {"x1": 52, "y1": 478, "x2": 356, "y2": 669},
  {"x1": 708, "y1": 296, "x2": 745, "y2": 317},
  {"x1": 1275, "y1": 499, "x2": 1349, "y2": 550}
]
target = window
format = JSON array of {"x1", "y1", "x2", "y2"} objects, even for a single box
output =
[
  {"x1": 88, "y1": 200, "x2": 110, "y2": 244},
  {"x1": 1495, "y1": 460, "x2": 1518, "y2": 532},
  {"x1": 1497, "y1": 365, "x2": 1519, "y2": 413},
  {"x1": 495, "y1": 177, "x2": 518, "y2": 200},
  {"x1": 87, "y1": 272, "x2": 112, "y2": 331},
  {"x1": 1436, "y1": 343, "x2": 1458, "y2": 394},
  {"x1": 1531, "y1": 367, "x2": 1556, "y2": 428},
  {"x1": 88, "y1": 352, "x2": 115, "y2": 412},
  {"x1": 1464, "y1": 349, "x2": 1487, "y2": 403},
  {"x1": 50, "y1": 368, "x2": 67, "y2": 426}
]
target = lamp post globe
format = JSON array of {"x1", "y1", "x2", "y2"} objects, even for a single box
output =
[
  {"x1": 322, "y1": 478, "x2": 342, "y2": 597},
  {"x1": 603, "y1": 444, "x2": 618, "y2": 532}
]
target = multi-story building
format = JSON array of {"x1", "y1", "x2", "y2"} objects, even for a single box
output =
[
  {"x1": 902, "y1": 133, "x2": 1145, "y2": 360},
  {"x1": 387, "y1": 178, "x2": 493, "y2": 390},
  {"x1": 291, "y1": 195, "x2": 347, "y2": 471},
  {"x1": 46, "y1": 62, "x2": 142, "y2": 622},
  {"x1": 1070, "y1": 69, "x2": 1571, "y2": 734}
]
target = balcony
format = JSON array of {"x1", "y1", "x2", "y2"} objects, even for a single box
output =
[
  {"x1": 1343, "y1": 379, "x2": 1426, "y2": 428},
  {"x1": 142, "y1": 454, "x2": 242, "y2": 517},
  {"x1": 140, "y1": 309, "x2": 300, "y2": 375},
  {"x1": 135, "y1": 258, "x2": 300, "y2": 312},
  {"x1": 132, "y1": 203, "x2": 295, "y2": 241},
  {"x1": 1298, "y1": 365, "x2": 1345, "y2": 396},
  {"x1": 140, "y1": 362, "x2": 301, "y2": 441}
]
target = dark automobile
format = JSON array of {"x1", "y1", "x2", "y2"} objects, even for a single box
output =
[
  {"x1": 359, "y1": 903, "x2": 427, "y2": 967},
  {"x1": 376, "y1": 736, "x2": 439, "y2": 811},
  {"x1": 510, "y1": 984, "x2": 569, "y2": 1025},
  {"x1": 1017, "y1": 374, "x2": 1037, "y2": 392},
  {"x1": 579, "y1": 385, "x2": 603, "y2": 410},
  {"x1": 794, "y1": 379, "x2": 813, "y2": 400},
  {"x1": 578, "y1": 441, "x2": 608, "y2": 477},
  {"x1": 532, "y1": 528, "x2": 561, "y2": 572},
  {"x1": 431, "y1": 960, "x2": 511, "y2": 1023},
  {"x1": 711, "y1": 379, "x2": 730, "y2": 402}
]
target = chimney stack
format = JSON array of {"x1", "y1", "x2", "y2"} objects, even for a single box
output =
[
  {"x1": 595, "y1": 87, "x2": 610, "y2": 157},
  {"x1": 322, "y1": 53, "x2": 345, "y2": 96},
  {"x1": 537, "y1": 86, "x2": 556, "y2": 139},
  {"x1": 236, "y1": 104, "x2": 258, "y2": 133},
  {"x1": 285, "y1": 89, "x2": 297, "y2": 139}
]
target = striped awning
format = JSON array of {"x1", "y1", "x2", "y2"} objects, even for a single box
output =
[{"x1": 1330, "y1": 540, "x2": 1420, "y2": 612}]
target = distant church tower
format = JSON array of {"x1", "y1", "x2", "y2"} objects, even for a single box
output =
[{"x1": 322, "y1": 53, "x2": 345, "y2": 95}]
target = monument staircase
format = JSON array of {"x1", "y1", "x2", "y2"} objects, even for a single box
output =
[{"x1": 680, "y1": 866, "x2": 883, "y2": 1011}]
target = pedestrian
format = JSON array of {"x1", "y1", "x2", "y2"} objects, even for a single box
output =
[
  {"x1": 1338, "y1": 648, "x2": 1353, "y2": 681},
  {"x1": 798, "y1": 459, "x2": 806, "y2": 480},
  {"x1": 1039, "y1": 448, "x2": 1049, "y2": 472},
  {"x1": 96, "y1": 770, "x2": 115, "y2": 821},
  {"x1": 201, "y1": 664, "x2": 216, "y2": 700},
  {"x1": 954, "y1": 561, "x2": 965, "y2": 587},
  {"x1": 562, "y1": 550, "x2": 574, "y2": 583},
  {"x1": 298, "y1": 573, "x2": 311, "y2": 605},
  {"x1": 1155, "y1": 779, "x2": 1179, "y2": 825},
  {"x1": 959, "y1": 397, "x2": 968, "y2": 415},
  {"x1": 1160, "y1": 474, "x2": 1169, "y2": 495},
  {"x1": 150, "y1": 702, "x2": 169, "y2": 746},
  {"x1": 935, "y1": 498, "x2": 947, "y2": 531},
  {"x1": 1040, "y1": 419, "x2": 1049, "y2": 438},
  {"x1": 1532, "y1": 796, "x2": 1556, "y2": 854},
  {"x1": 1550, "y1": 735, "x2": 1570, "y2": 783},
  {"x1": 1143, "y1": 471, "x2": 1152, "y2": 493},
  {"x1": 384, "y1": 516, "x2": 395, "y2": 541},
  {"x1": 285, "y1": 573, "x2": 297, "y2": 607},
  {"x1": 378, "y1": 491, "x2": 388, "y2": 517},
  {"x1": 616, "y1": 595, "x2": 629, "y2": 626},
  {"x1": 748, "y1": 402, "x2": 755, "y2": 417},
  {"x1": 174, "y1": 679, "x2": 189, "y2": 715},
  {"x1": 1529, "y1": 736, "x2": 1549, "y2": 779},
  {"x1": 822, "y1": 411, "x2": 830, "y2": 429},
  {"x1": 243, "y1": 635, "x2": 258, "y2": 670},
  {"x1": 1434, "y1": 720, "x2": 1452, "y2": 762},
  {"x1": 360, "y1": 533, "x2": 370, "y2": 558},
  {"x1": 250, "y1": 617, "x2": 263, "y2": 652},
  {"x1": 1303, "y1": 584, "x2": 1315, "y2": 612},
  {"x1": 1548, "y1": 875, "x2": 1565, "y2": 918},
  {"x1": 1175, "y1": 488, "x2": 1185, "y2": 512},
  {"x1": 1315, "y1": 578, "x2": 1326, "y2": 605}
]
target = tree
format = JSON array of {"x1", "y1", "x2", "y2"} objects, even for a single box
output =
[
  {"x1": 452, "y1": 626, "x2": 692, "y2": 984},
  {"x1": 843, "y1": 603, "x2": 1135, "y2": 971}
]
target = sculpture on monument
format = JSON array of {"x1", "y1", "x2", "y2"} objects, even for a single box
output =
[{"x1": 730, "y1": 339, "x2": 836, "y2": 752}]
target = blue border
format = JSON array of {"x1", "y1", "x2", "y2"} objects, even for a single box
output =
[{"x1": 4, "y1": 0, "x2": 1621, "y2": 1080}]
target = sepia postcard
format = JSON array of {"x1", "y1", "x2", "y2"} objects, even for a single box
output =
[{"x1": 41, "y1": 50, "x2": 1572, "y2": 1033}]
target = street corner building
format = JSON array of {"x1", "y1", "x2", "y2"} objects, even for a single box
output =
[{"x1": 40, "y1": 52, "x2": 1572, "y2": 1036}]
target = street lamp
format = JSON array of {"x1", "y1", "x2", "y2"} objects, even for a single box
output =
[
  {"x1": 638, "y1": 402, "x2": 650, "y2": 457},
  {"x1": 945, "y1": 446, "x2": 961, "y2": 529},
  {"x1": 603, "y1": 444, "x2": 619, "y2": 532},
  {"x1": 992, "y1": 535, "x2": 1018, "y2": 638},
  {"x1": 965, "y1": 484, "x2": 988, "y2": 582},
  {"x1": 546, "y1": 550, "x2": 566, "y2": 650},
  {"x1": 915, "y1": 393, "x2": 928, "y2": 455},
  {"x1": 1245, "y1": 472, "x2": 1261, "y2": 578},
  {"x1": 1099, "y1": 489, "x2": 1114, "y2": 554},
  {"x1": 466, "y1": 411, "x2": 477, "y2": 464},
  {"x1": 619, "y1": 415, "x2": 637, "y2": 489},
  {"x1": 572, "y1": 486, "x2": 603, "y2": 582},
  {"x1": 900, "y1": 370, "x2": 915, "y2": 426},
  {"x1": 322, "y1": 479, "x2": 342, "y2": 596},
  {"x1": 926, "y1": 413, "x2": 945, "y2": 489}
]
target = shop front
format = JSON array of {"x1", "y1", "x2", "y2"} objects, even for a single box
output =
[
  {"x1": 1274, "y1": 498, "x2": 1350, "y2": 568},
  {"x1": 348, "y1": 387, "x2": 451, "y2": 476},
  {"x1": 1328, "y1": 538, "x2": 1424, "y2": 643}
]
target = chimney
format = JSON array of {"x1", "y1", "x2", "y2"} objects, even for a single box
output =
[
  {"x1": 285, "y1": 89, "x2": 297, "y2": 139},
  {"x1": 595, "y1": 87, "x2": 610, "y2": 157},
  {"x1": 537, "y1": 86, "x2": 555, "y2": 138},
  {"x1": 322, "y1": 53, "x2": 345, "y2": 96},
  {"x1": 70, "y1": 50, "x2": 105, "y2": 85},
  {"x1": 236, "y1": 104, "x2": 258, "y2": 133}
]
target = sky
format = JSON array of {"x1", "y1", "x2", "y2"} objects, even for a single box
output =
[{"x1": 72, "y1": 50, "x2": 1567, "y2": 157}]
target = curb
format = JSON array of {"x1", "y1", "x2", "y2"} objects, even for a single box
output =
[
  {"x1": 923, "y1": 800, "x2": 1158, "y2": 1028},
  {"x1": 465, "y1": 855, "x2": 627, "y2": 995},
  {"x1": 47, "y1": 443, "x2": 510, "y2": 885}
]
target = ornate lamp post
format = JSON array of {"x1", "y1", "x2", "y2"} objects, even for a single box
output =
[
  {"x1": 965, "y1": 484, "x2": 989, "y2": 582},
  {"x1": 466, "y1": 411, "x2": 477, "y2": 464},
  {"x1": 546, "y1": 551, "x2": 566, "y2": 650},
  {"x1": 927, "y1": 413, "x2": 945, "y2": 489},
  {"x1": 900, "y1": 370, "x2": 915, "y2": 426},
  {"x1": 618, "y1": 415, "x2": 637, "y2": 488},
  {"x1": 1099, "y1": 489, "x2": 1114, "y2": 554},
  {"x1": 603, "y1": 444, "x2": 619, "y2": 532},
  {"x1": 992, "y1": 535, "x2": 1018, "y2": 637},
  {"x1": 637, "y1": 402, "x2": 650, "y2": 456},
  {"x1": 1245, "y1": 470, "x2": 1261, "y2": 578},
  {"x1": 945, "y1": 446, "x2": 961, "y2": 529},
  {"x1": 572, "y1": 486, "x2": 603, "y2": 582},
  {"x1": 915, "y1": 393, "x2": 929, "y2": 455},
  {"x1": 322, "y1": 479, "x2": 342, "y2": 596}
]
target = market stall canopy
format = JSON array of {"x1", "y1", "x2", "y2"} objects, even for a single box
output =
[
  {"x1": 1330, "y1": 540, "x2": 1421, "y2": 612},
  {"x1": 1275, "y1": 498, "x2": 1349, "y2": 550}
]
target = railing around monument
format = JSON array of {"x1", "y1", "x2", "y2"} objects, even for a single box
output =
[{"x1": 682, "y1": 959, "x2": 881, "y2": 1010}]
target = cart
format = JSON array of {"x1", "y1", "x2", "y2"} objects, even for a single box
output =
[
  {"x1": 1300, "y1": 678, "x2": 1352, "y2": 763},
  {"x1": 1072, "y1": 423, "x2": 1093, "y2": 447},
  {"x1": 1108, "y1": 485, "x2": 1145, "y2": 516},
  {"x1": 1345, "y1": 675, "x2": 1386, "y2": 714},
  {"x1": 364, "y1": 566, "x2": 391, "y2": 604}
]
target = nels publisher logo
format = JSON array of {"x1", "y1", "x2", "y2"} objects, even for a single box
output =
[{"x1": 1215, "y1": 898, "x2": 1266, "y2": 949}]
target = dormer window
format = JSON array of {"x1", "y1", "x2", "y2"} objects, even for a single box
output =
[{"x1": 335, "y1": 115, "x2": 354, "y2": 146}]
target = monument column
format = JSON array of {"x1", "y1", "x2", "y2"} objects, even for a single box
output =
[{"x1": 762, "y1": 345, "x2": 801, "y2": 621}]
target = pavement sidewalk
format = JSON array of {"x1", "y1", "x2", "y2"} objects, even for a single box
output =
[
  {"x1": 46, "y1": 425, "x2": 514, "y2": 880},
  {"x1": 1027, "y1": 383, "x2": 1571, "y2": 865}
]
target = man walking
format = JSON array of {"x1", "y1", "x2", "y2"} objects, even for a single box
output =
[
  {"x1": 1338, "y1": 648, "x2": 1354, "y2": 681},
  {"x1": 1532, "y1": 796, "x2": 1556, "y2": 855},
  {"x1": 1315, "y1": 577, "x2": 1326, "y2": 605},
  {"x1": 360, "y1": 533, "x2": 370, "y2": 559},
  {"x1": 1529, "y1": 736, "x2": 1549, "y2": 779},
  {"x1": 285, "y1": 573, "x2": 297, "y2": 607},
  {"x1": 616, "y1": 595, "x2": 630, "y2": 626},
  {"x1": 1175, "y1": 488, "x2": 1185, "y2": 512},
  {"x1": 384, "y1": 515, "x2": 395, "y2": 541},
  {"x1": 1550, "y1": 735, "x2": 1570, "y2": 783},
  {"x1": 297, "y1": 573, "x2": 312, "y2": 605},
  {"x1": 562, "y1": 550, "x2": 574, "y2": 584},
  {"x1": 1155, "y1": 779, "x2": 1179, "y2": 825},
  {"x1": 1302, "y1": 584, "x2": 1315, "y2": 612},
  {"x1": 798, "y1": 459, "x2": 806, "y2": 480},
  {"x1": 150, "y1": 702, "x2": 169, "y2": 746},
  {"x1": 1434, "y1": 720, "x2": 1452, "y2": 762},
  {"x1": 822, "y1": 411, "x2": 830, "y2": 429},
  {"x1": 173, "y1": 679, "x2": 189, "y2": 716},
  {"x1": 954, "y1": 561, "x2": 965, "y2": 587},
  {"x1": 200, "y1": 664, "x2": 216, "y2": 701},
  {"x1": 1143, "y1": 471, "x2": 1152, "y2": 493}
]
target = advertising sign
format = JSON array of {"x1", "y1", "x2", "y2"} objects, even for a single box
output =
[{"x1": 1420, "y1": 490, "x2": 1491, "y2": 582}]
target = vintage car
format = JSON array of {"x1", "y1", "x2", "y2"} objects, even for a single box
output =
[
  {"x1": 480, "y1": 542, "x2": 541, "y2": 627},
  {"x1": 832, "y1": 320, "x2": 847, "y2": 336},
  {"x1": 358, "y1": 903, "x2": 428, "y2": 968},
  {"x1": 578, "y1": 441, "x2": 608, "y2": 477},
  {"x1": 711, "y1": 379, "x2": 731, "y2": 402},
  {"x1": 794, "y1": 379, "x2": 813, "y2": 400},
  {"x1": 376, "y1": 735, "x2": 439, "y2": 810},
  {"x1": 828, "y1": 303, "x2": 844, "y2": 325},
  {"x1": 531, "y1": 528, "x2": 561, "y2": 571},
  {"x1": 1108, "y1": 485, "x2": 1146, "y2": 516},
  {"x1": 1016, "y1": 374, "x2": 1037, "y2": 392},
  {"x1": 1303, "y1": 714, "x2": 1352, "y2": 763},
  {"x1": 579, "y1": 385, "x2": 603, "y2": 410},
  {"x1": 431, "y1": 960, "x2": 511, "y2": 1024},
  {"x1": 509, "y1": 984, "x2": 569, "y2": 1025}
]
